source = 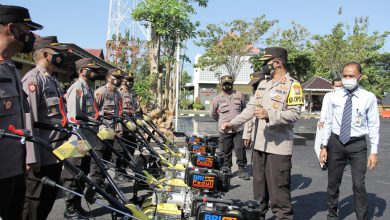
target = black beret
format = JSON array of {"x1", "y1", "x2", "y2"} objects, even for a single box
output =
[{"x1": 0, "y1": 5, "x2": 43, "y2": 30}]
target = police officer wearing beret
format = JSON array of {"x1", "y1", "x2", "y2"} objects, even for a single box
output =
[
  {"x1": 210, "y1": 75, "x2": 250, "y2": 180},
  {"x1": 22, "y1": 36, "x2": 68, "y2": 220},
  {"x1": 222, "y1": 47, "x2": 303, "y2": 220},
  {"x1": 92, "y1": 69, "x2": 123, "y2": 184},
  {"x1": 242, "y1": 71, "x2": 266, "y2": 148},
  {"x1": 62, "y1": 57, "x2": 101, "y2": 219},
  {"x1": 0, "y1": 5, "x2": 42, "y2": 220}
]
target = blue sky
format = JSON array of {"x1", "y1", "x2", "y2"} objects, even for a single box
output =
[{"x1": 4, "y1": 0, "x2": 389, "y2": 77}]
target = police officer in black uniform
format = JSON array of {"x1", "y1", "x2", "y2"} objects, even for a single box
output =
[
  {"x1": 22, "y1": 36, "x2": 68, "y2": 220},
  {"x1": 0, "y1": 5, "x2": 42, "y2": 220},
  {"x1": 62, "y1": 58, "x2": 102, "y2": 219}
]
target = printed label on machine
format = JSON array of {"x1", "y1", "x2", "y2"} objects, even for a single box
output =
[
  {"x1": 191, "y1": 174, "x2": 215, "y2": 189},
  {"x1": 195, "y1": 155, "x2": 214, "y2": 168}
]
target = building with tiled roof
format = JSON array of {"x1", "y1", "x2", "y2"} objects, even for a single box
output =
[{"x1": 302, "y1": 76, "x2": 333, "y2": 112}]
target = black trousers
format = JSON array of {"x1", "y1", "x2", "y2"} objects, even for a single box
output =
[
  {"x1": 89, "y1": 140, "x2": 113, "y2": 185},
  {"x1": 327, "y1": 133, "x2": 368, "y2": 220},
  {"x1": 0, "y1": 174, "x2": 26, "y2": 220},
  {"x1": 23, "y1": 163, "x2": 63, "y2": 220},
  {"x1": 252, "y1": 150, "x2": 293, "y2": 220},
  {"x1": 219, "y1": 131, "x2": 247, "y2": 168},
  {"x1": 62, "y1": 156, "x2": 91, "y2": 202}
]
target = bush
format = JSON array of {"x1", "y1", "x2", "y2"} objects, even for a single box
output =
[
  {"x1": 193, "y1": 97, "x2": 205, "y2": 110},
  {"x1": 179, "y1": 99, "x2": 193, "y2": 110}
]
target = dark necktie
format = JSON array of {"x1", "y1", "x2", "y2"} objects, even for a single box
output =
[{"x1": 339, "y1": 93, "x2": 353, "y2": 144}]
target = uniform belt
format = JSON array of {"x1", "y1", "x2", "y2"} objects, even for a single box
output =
[{"x1": 332, "y1": 133, "x2": 365, "y2": 141}]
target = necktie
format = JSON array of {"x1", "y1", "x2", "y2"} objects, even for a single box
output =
[{"x1": 339, "y1": 93, "x2": 353, "y2": 144}]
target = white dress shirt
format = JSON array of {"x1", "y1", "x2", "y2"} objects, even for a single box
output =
[
  {"x1": 322, "y1": 87, "x2": 380, "y2": 154},
  {"x1": 319, "y1": 91, "x2": 332, "y2": 123}
]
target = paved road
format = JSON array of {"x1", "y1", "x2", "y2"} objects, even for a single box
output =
[{"x1": 48, "y1": 118, "x2": 390, "y2": 219}]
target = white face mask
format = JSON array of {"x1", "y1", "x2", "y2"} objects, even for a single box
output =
[
  {"x1": 334, "y1": 87, "x2": 343, "y2": 91},
  {"x1": 342, "y1": 78, "x2": 358, "y2": 90}
]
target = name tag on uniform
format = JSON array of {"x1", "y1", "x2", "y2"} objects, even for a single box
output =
[{"x1": 354, "y1": 110, "x2": 363, "y2": 126}]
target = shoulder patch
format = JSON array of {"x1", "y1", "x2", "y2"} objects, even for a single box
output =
[
  {"x1": 28, "y1": 82, "x2": 37, "y2": 93},
  {"x1": 287, "y1": 81, "x2": 304, "y2": 106}
]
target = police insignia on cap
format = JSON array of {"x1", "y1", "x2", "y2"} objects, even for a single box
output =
[
  {"x1": 4, "y1": 99, "x2": 12, "y2": 110},
  {"x1": 28, "y1": 82, "x2": 37, "y2": 92}
]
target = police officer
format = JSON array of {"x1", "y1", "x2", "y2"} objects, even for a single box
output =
[
  {"x1": 22, "y1": 36, "x2": 68, "y2": 220},
  {"x1": 92, "y1": 69, "x2": 123, "y2": 184},
  {"x1": 222, "y1": 47, "x2": 303, "y2": 220},
  {"x1": 0, "y1": 5, "x2": 42, "y2": 220},
  {"x1": 210, "y1": 75, "x2": 249, "y2": 180},
  {"x1": 62, "y1": 58, "x2": 101, "y2": 219},
  {"x1": 116, "y1": 74, "x2": 138, "y2": 181},
  {"x1": 242, "y1": 71, "x2": 266, "y2": 148},
  {"x1": 320, "y1": 62, "x2": 380, "y2": 220}
]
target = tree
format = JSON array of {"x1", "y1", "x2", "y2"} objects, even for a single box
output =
[
  {"x1": 195, "y1": 16, "x2": 277, "y2": 80},
  {"x1": 310, "y1": 17, "x2": 389, "y2": 98},
  {"x1": 132, "y1": 0, "x2": 207, "y2": 110},
  {"x1": 265, "y1": 21, "x2": 314, "y2": 82}
]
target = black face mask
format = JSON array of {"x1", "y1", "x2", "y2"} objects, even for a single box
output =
[
  {"x1": 261, "y1": 63, "x2": 274, "y2": 77},
  {"x1": 222, "y1": 83, "x2": 233, "y2": 92},
  {"x1": 85, "y1": 69, "x2": 97, "y2": 81},
  {"x1": 112, "y1": 78, "x2": 121, "y2": 87},
  {"x1": 47, "y1": 52, "x2": 64, "y2": 68},
  {"x1": 252, "y1": 82, "x2": 259, "y2": 94},
  {"x1": 14, "y1": 29, "x2": 36, "y2": 53},
  {"x1": 125, "y1": 81, "x2": 133, "y2": 89}
]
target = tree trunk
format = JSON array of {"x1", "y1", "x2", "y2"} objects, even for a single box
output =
[
  {"x1": 149, "y1": 27, "x2": 161, "y2": 107},
  {"x1": 164, "y1": 61, "x2": 171, "y2": 110}
]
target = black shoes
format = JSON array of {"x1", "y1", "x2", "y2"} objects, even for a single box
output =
[
  {"x1": 64, "y1": 207, "x2": 89, "y2": 220},
  {"x1": 238, "y1": 167, "x2": 250, "y2": 180}
]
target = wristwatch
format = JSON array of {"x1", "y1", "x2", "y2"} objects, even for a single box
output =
[{"x1": 320, "y1": 144, "x2": 327, "y2": 149}]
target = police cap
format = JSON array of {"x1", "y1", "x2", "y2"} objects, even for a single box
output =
[
  {"x1": 33, "y1": 36, "x2": 67, "y2": 51},
  {"x1": 259, "y1": 47, "x2": 288, "y2": 63},
  {"x1": 220, "y1": 75, "x2": 234, "y2": 84},
  {"x1": 75, "y1": 58, "x2": 100, "y2": 72},
  {"x1": 0, "y1": 5, "x2": 43, "y2": 30}
]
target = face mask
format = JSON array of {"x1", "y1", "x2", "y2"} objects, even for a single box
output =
[
  {"x1": 47, "y1": 52, "x2": 63, "y2": 68},
  {"x1": 342, "y1": 78, "x2": 358, "y2": 90},
  {"x1": 261, "y1": 63, "x2": 275, "y2": 77},
  {"x1": 252, "y1": 82, "x2": 259, "y2": 94},
  {"x1": 222, "y1": 83, "x2": 233, "y2": 92},
  {"x1": 13, "y1": 27, "x2": 35, "y2": 53},
  {"x1": 126, "y1": 82, "x2": 133, "y2": 89},
  {"x1": 334, "y1": 87, "x2": 342, "y2": 92},
  {"x1": 112, "y1": 78, "x2": 121, "y2": 87}
]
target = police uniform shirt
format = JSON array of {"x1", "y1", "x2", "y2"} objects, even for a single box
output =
[
  {"x1": 95, "y1": 84, "x2": 122, "y2": 131},
  {"x1": 0, "y1": 60, "x2": 27, "y2": 179},
  {"x1": 322, "y1": 87, "x2": 380, "y2": 154},
  {"x1": 66, "y1": 78, "x2": 96, "y2": 120},
  {"x1": 66, "y1": 78, "x2": 98, "y2": 147},
  {"x1": 230, "y1": 74, "x2": 303, "y2": 155},
  {"x1": 118, "y1": 85, "x2": 138, "y2": 113},
  {"x1": 22, "y1": 65, "x2": 67, "y2": 166},
  {"x1": 210, "y1": 90, "x2": 245, "y2": 133}
]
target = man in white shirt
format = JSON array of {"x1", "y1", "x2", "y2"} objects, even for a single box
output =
[{"x1": 320, "y1": 62, "x2": 380, "y2": 220}]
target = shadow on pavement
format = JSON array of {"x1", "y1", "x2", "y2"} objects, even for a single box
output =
[
  {"x1": 291, "y1": 174, "x2": 312, "y2": 191},
  {"x1": 338, "y1": 193, "x2": 386, "y2": 219}
]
